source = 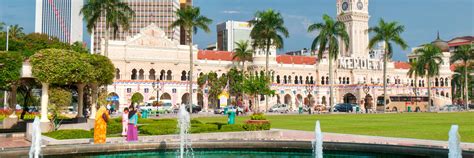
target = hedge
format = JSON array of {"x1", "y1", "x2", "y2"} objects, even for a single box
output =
[
  {"x1": 243, "y1": 123, "x2": 271, "y2": 131},
  {"x1": 190, "y1": 124, "x2": 218, "y2": 133},
  {"x1": 43, "y1": 129, "x2": 93, "y2": 140}
]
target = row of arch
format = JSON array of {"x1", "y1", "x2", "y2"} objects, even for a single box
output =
[{"x1": 116, "y1": 69, "x2": 193, "y2": 81}]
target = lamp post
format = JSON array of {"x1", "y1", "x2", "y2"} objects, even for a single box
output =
[
  {"x1": 362, "y1": 84, "x2": 370, "y2": 113},
  {"x1": 152, "y1": 79, "x2": 163, "y2": 103}
]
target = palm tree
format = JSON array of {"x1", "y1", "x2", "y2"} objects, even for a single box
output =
[
  {"x1": 407, "y1": 60, "x2": 421, "y2": 107},
  {"x1": 450, "y1": 45, "x2": 473, "y2": 109},
  {"x1": 8, "y1": 24, "x2": 24, "y2": 39},
  {"x1": 368, "y1": 19, "x2": 408, "y2": 112},
  {"x1": 233, "y1": 40, "x2": 254, "y2": 72},
  {"x1": 308, "y1": 14, "x2": 349, "y2": 113},
  {"x1": 250, "y1": 9, "x2": 288, "y2": 111},
  {"x1": 171, "y1": 6, "x2": 212, "y2": 113},
  {"x1": 0, "y1": 22, "x2": 5, "y2": 31},
  {"x1": 80, "y1": 0, "x2": 135, "y2": 56},
  {"x1": 415, "y1": 44, "x2": 443, "y2": 112}
]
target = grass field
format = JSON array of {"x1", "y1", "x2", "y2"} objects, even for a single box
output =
[{"x1": 195, "y1": 112, "x2": 474, "y2": 142}]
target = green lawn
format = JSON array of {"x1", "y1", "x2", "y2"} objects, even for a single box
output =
[{"x1": 195, "y1": 112, "x2": 474, "y2": 142}]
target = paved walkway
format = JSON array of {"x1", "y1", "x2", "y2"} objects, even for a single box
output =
[
  {"x1": 0, "y1": 137, "x2": 30, "y2": 149},
  {"x1": 276, "y1": 129, "x2": 474, "y2": 151}
]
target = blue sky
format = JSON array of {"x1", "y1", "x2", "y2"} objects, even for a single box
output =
[{"x1": 0, "y1": 0, "x2": 473, "y2": 61}]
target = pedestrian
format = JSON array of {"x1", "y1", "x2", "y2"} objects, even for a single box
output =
[
  {"x1": 127, "y1": 105, "x2": 138, "y2": 142},
  {"x1": 94, "y1": 105, "x2": 110, "y2": 144},
  {"x1": 121, "y1": 108, "x2": 129, "y2": 137},
  {"x1": 106, "y1": 104, "x2": 111, "y2": 113}
]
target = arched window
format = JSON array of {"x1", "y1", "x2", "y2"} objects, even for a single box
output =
[
  {"x1": 166, "y1": 70, "x2": 172, "y2": 80},
  {"x1": 131, "y1": 69, "x2": 137, "y2": 80},
  {"x1": 440, "y1": 91, "x2": 445, "y2": 97},
  {"x1": 347, "y1": 77, "x2": 350, "y2": 84},
  {"x1": 305, "y1": 76, "x2": 309, "y2": 84},
  {"x1": 299, "y1": 76, "x2": 303, "y2": 84},
  {"x1": 181, "y1": 71, "x2": 187, "y2": 81},
  {"x1": 310, "y1": 76, "x2": 314, "y2": 84},
  {"x1": 321, "y1": 77, "x2": 325, "y2": 85},
  {"x1": 435, "y1": 78, "x2": 439, "y2": 87},
  {"x1": 276, "y1": 75, "x2": 281, "y2": 84},
  {"x1": 387, "y1": 78, "x2": 390, "y2": 84},
  {"x1": 410, "y1": 80, "x2": 414, "y2": 87},
  {"x1": 339, "y1": 77, "x2": 342, "y2": 84},
  {"x1": 325, "y1": 77, "x2": 329, "y2": 84},
  {"x1": 284, "y1": 76, "x2": 287, "y2": 84},
  {"x1": 187, "y1": 71, "x2": 191, "y2": 81},
  {"x1": 138, "y1": 69, "x2": 145, "y2": 80},
  {"x1": 160, "y1": 70, "x2": 166, "y2": 80},
  {"x1": 115, "y1": 68, "x2": 120, "y2": 79},
  {"x1": 149, "y1": 69, "x2": 156, "y2": 80},
  {"x1": 288, "y1": 76, "x2": 292, "y2": 84},
  {"x1": 446, "y1": 92, "x2": 449, "y2": 98},
  {"x1": 445, "y1": 77, "x2": 449, "y2": 86},
  {"x1": 440, "y1": 78, "x2": 444, "y2": 86},
  {"x1": 294, "y1": 76, "x2": 298, "y2": 84}
]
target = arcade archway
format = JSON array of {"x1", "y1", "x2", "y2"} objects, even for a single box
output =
[
  {"x1": 284, "y1": 94, "x2": 292, "y2": 105},
  {"x1": 181, "y1": 93, "x2": 190, "y2": 105},
  {"x1": 343, "y1": 93, "x2": 357, "y2": 104}
]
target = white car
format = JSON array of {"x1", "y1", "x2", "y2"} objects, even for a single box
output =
[
  {"x1": 139, "y1": 104, "x2": 158, "y2": 111},
  {"x1": 269, "y1": 104, "x2": 290, "y2": 113}
]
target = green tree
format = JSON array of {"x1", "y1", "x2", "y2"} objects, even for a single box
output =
[
  {"x1": 21, "y1": 33, "x2": 69, "y2": 55},
  {"x1": 415, "y1": 44, "x2": 443, "y2": 111},
  {"x1": 171, "y1": 6, "x2": 212, "y2": 113},
  {"x1": 232, "y1": 40, "x2": 254, "y2": 72},
  {"x1": 450, "y1": 45, "x2": 473, "y2": 108},
  {"x1": 71, "y1": 41, "x2": 89, "y2": 54},
  {"x1": 0, "y1": 51, "x2": 23, "y2": 110},
  {"x1": 368, "y1": 19, "x2": 408, "y2": 112},
  {"x1": 0, "y1": 22, "x2": 5, "y2": 31},
  {"x1": 49, "y1": 87, "x2": 72, "y2": 112},
  {"x1": 407, "y1": 60, "x2": 421, "y2": 107},
  {"x1": 131, "y1": 92, "x2": 144, "y2": 105},
  {"x1": 80, "y1": 0, "x2": 135, "y2": 56},
  {"x1": 308, "y1": 14, "x2": 349, "y2": 112},
  {"x1": 249, "y1": 9, "x2": 288, "y2": 111},
  {"x1": 8, "y1": 24, "x2": 25, "y2": 39},
  {"x1": 242, "y1": 72, "x2": 275, "y2": 112}
]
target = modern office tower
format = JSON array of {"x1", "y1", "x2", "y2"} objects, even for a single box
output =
[
  {"x1": 91, "y1": 0, "x2": 182, "y2": 53},
  {"x1": 35, "y1": 0, "x2": 84, "y2": 44},
  {"x1": 216, "y1": 20, "x2": 252, "y2": 52}
]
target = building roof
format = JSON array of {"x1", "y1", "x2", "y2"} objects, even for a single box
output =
[
  {"x1": 276, "y1": 55, "x2": 317, "y2": 65},
  {"x1": 197, "y1": 50, "x2": 236, "y2": 61},
  {"x1": 394, "y1": 61, "x2": 411, "y2": 69},
  {"x1": 448, "y1": 36, "x2": 474, "y2": 47}
]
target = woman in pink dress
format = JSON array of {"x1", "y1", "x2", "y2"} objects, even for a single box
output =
[
  {"x1": 127, "y1": 105, "x2": 138, "y2": 141},
  {"x1": 121, "y1": 108, "x2": 129, "y2": 137}
]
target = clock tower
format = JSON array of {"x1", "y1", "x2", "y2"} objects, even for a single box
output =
[{"x1": 336, "y1": 0, "x2": 370, "y2": 58}]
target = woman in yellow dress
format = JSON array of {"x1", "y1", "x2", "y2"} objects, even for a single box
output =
[{"x1": 94, "y1": 106, "x2": 110, "y2": 144}]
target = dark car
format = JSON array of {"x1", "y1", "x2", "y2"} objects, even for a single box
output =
[
  {"x1": 185, "y1": 104, "x2": 202, "y2": 113},
  {"x1": 333, "y1": 103, "x2": 359, "y2": 112}
]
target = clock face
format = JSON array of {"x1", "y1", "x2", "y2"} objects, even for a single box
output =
[
  {"x1": 357, "y1": 1, "x2": 364, "y2": 10},
  {"x1": 342, "y1": 2, "x2": 349, "y2": 11}
]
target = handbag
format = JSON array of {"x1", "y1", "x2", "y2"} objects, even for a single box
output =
[{"x1": 102, "y1": 113, "x2": 108, "y2": 123}]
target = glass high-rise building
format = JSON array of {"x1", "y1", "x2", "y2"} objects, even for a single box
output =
[
  {"x1": 91, "y1": 0, "x2": 187, "y2": 53},
  {"x1": 35, "y1": 0, "x2": 84, "y2": 44}
]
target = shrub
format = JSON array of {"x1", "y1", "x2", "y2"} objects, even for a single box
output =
[
  {"x1": 190, "y1": 124, "x2": 218, "y2": 133},
  {"x1": 107, "y1": 122, "x2": 122, "y2": 134},
  {"x1": 243, "y1": 123, "x2": 271, "y2": 131},
  {"x1": 190, "y1": 119, "x2": 203, "y2": 124},
  {"x1": 206, "y1": 122, "x2": 227, "y2": 130},
  {"x1": 138, "y1": 118, "x2": 155, "y2": 124},
  {"x1": 220, "y1": 124, "x2": 245, "y2": 132},
  {"x1": 250, "y1": 113, "x2": 266, "y2": 120},
  {"x1": 43, "y1": 129, "x2": 93, "y2": 140},
  {"x1": 139, "y1": 124, "x2": 177, "y2": 135}
]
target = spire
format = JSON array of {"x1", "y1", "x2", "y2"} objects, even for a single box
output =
[{"x1": 437, "y1": 31, "x2": 440, "y2": 40}]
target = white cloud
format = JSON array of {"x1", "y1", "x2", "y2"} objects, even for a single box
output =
[{"x1": 222, "y1": 10, "x2": 241, "y2": 14}]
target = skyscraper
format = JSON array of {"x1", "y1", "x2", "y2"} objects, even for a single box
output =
[
  {"x1": 35, "y1": 0, "x2": 84, "y2": 44},
  {"x1": 216, "y1": 20, "x2": 252, "y2": 52},
  {"x1": 91, "y1": 0, "x2": 182, "y2": 53}
]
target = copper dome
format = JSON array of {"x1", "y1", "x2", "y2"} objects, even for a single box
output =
[{"x1": 431, "y1": 32, "x2": 449, "y2": 52}]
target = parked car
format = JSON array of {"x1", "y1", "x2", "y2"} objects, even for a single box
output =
[
  {"x1": 269, "y1": 104, "x2": 290, "y2": 113},
  {"x1": 439, "y1": 104, "x2": 462, "y2": 111},
  {"x1": 185, "y1": 104, "x2": 202, "y2": 113},
  {"x1": 214, "y1": 106, "x2": 244, "y2": 115},
  {"x1": 333, "y1": 103, "x2": 359, "y2": 112},
  {"x1": 157, "y1": 103, "x2": 173, "y2": 113},
  {"x1": 140, "y1": 103, "x2": 158, "y2": 111},
  {"x1": 469, "y1": 104, "x2": 474, "y2": 110}
]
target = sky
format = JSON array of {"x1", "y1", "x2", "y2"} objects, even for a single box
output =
[{"x1": 0, "y1": 0, "x2": 473, "y2": 61}]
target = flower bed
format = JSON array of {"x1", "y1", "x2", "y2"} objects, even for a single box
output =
[{"x1": 243, "y1": 113, "x2": 271, "y2": 131}]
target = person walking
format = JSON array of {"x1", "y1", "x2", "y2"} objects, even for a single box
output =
[
  {"x1": 121, "y1": 108, "x2": 129, "y2": 137},
  {"x1": 127, "y1": 105, "x2": 138, "y2": 142},
  {"x1": 94, "y1": 105, "x2": 110, "y2": 144}
]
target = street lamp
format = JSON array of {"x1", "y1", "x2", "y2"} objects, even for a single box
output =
[{"x1": 362, "y1": 84, "x2": 371, "y2": 113}]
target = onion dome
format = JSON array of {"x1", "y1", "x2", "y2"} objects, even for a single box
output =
[{"x1": 431, "y1": 32, "x2": 449, "y2": 52}]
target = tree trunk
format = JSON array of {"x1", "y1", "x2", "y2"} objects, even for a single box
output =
[
  {"x1": 105, "y1": 25, "x2": 109, "y2": 57},
  {"x1": 8, "y1": 84, "x2": 18, "y2": 118},
  {"x1": 77, "y1": 84, "x2": 85, "y2": 118},
  {"x1": 329, "y1": 54, "x2": 334, "y2": 113},
  {"x1": 414, "y1": 76, "x2": 418, "y2": 108},
  {"x1": 427, "y1": 76, "x2": 431, "y2": 112},
  {"x1": 465, "y1": 64, "x2": 469, "y2": 110},
  {"x1": 188, "y1": 33, "x2": 193, "y2": 114},
  {"x1": 265, "y1": 39, "x2": 271, "y2": 112},
  {"x1": 90, "y1": 84, "x2": 98, "y2": 119},
  {"x1": 382, "y1": 47, "x2": 388, "y2": 113}
]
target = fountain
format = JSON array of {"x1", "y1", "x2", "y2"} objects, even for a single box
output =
[
  {"x1": 178, "y1": 105, "x2": 192, "y2": 158},
  {"x1": 29, "y1": 117, "x2": 42, "y2": 158},
  {"x1": 313, "y1": 120, "x2": 323, "y2": 158},
  {"x1": 448, "y1": 125, "x2": 462, "y2": 158}
]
